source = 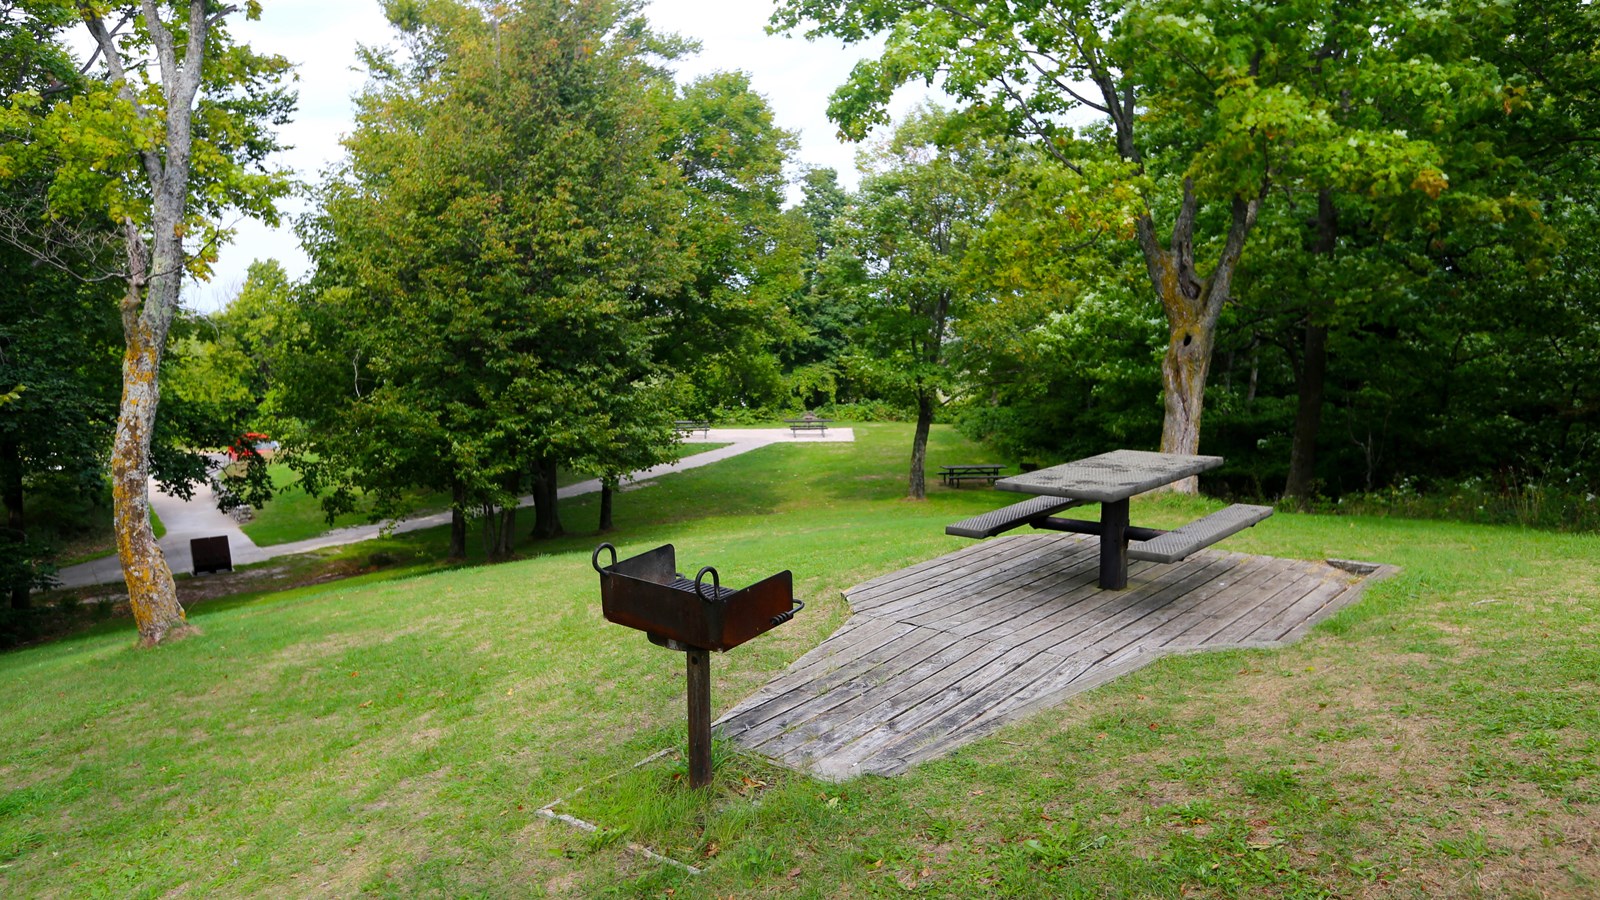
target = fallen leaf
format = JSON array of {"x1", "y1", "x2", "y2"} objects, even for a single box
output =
[
  {"x1": 787, "y1": 867, "x2": 801, "y2": 879},
  {"x1": 359, "y1": 700, "x2": 372, "y2": 708}
]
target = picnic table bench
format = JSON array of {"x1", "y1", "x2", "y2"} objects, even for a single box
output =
[
  {"x1": 939, "y1": 464, "x2": 1003, "y2": 487},
  {"x1": 945, "y1": 450, "x2": 1273, "y2": 589},
  {"x1": 784, "y1": 414, "x2": 831, "y2": 437},
  {"x1": 674, "y1": 419, "x2": 710, "y2": 437}
]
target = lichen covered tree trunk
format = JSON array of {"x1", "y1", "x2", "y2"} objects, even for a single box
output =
[
  {"x1": 112, "y1": 307, "x2": 190, "y2": 646},
  {"x1": 1159, "y1": 317, "x2": 1217, "y2": 458},
  {"x1": 1136, "y1": 183, "x2": 1263, "y2": 493}
]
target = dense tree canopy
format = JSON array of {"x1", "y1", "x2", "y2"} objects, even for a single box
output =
[{"x1": 285, "y1": 0, "x2": 688, "y2": 557}]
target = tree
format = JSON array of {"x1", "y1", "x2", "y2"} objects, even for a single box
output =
[
  {"x1": 0, "y1": 3, "x2": 121, "y2": 613},
  {"x1": 0, "y1": 245, "x2": 122, "y2": 612},
  {"x1": 2, "y1": 1, "x2": 292, "y2": 644},
  {"x1": 782, "y1": 166, "x2": 864, "y2": 406},
  {"x1": 774, "y1": 0, "x2": 1457, "y2": 489},
  {"x1": 839, "y1": 106, "x2": 990, "y2": 499},
  {"x1": 290, "y1": 0, "x2": 684, "y2": 558},
  {"x1": 653, "y1": 71, "x2": 807, "y2": 415}
]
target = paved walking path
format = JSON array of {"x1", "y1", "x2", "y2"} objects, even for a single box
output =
[{"x1": 57, "y1": 427, "x2": 854, "y2": 589}]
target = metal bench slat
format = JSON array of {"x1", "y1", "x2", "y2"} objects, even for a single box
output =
[
  {"x1": 946, "y1": 496, "x2": 1087, "y2": 539},
  {"x1": 1127, "y1": 504, "x2": 1274, "y2": 564}
]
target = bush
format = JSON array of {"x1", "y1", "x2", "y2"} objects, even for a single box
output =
[{"x1": 1317, "y1": 477, "x2": 1600, "y2": 533}]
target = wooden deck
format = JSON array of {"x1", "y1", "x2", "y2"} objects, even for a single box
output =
[{"x1": 716, "y1": 533, "x2": 1392, "y2": 781}]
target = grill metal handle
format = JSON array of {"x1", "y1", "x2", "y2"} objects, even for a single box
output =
[
  {"x1": 591, "y1": 543, "x2": 617, "y2": 574},
  {"x1": 694, "y1": 566, "x2": 720, "y2": 602},
  {"x1": 771, "y1": 598, "x2": 804, "y2": 627}
]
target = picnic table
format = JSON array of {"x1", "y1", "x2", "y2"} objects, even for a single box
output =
[
  {"x1": 939, "y1": 464, "x2": 1003, "y2": 487},
  {"x1": 947, "y1": 450, "x2": 1272, "y2": 590}
]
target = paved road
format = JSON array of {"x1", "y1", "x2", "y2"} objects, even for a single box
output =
[{"x1": 57, "y1": 427, "x2": 854, "y2": 589}]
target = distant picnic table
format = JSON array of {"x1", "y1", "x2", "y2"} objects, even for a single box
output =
[
  {"x1": 784, "y1": 413, "x2": 831, "y2": 437},
  {"x1": 946, "y1": 450, "x2": 1273, "y2": 590},
  {"x1": 939, "y1": 464, "x2": 1003, "y2": 487}
]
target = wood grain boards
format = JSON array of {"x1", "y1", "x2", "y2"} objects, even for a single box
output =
[{"x1": 716, "y1": 533, "x2": 1393, "y2": 781}]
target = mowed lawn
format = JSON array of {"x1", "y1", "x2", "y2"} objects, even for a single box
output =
[{"x1": 1, "y1": 425, "x2": 1596, "y2": 898}]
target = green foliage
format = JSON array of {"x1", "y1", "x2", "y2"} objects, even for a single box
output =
[
  {"x1": 0, "y1": 1, "x2": 295, "y2": 278},
  {"x1": 654, "y1": 71, "x2": 808, "y2": 414},
  {"x1": 287, "y1": 0, "x2": 687, "y2": 545}
]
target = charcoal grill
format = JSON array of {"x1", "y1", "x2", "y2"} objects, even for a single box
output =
[{"x1": 593, "y1": 543, "x2": 803, "y2": 787}]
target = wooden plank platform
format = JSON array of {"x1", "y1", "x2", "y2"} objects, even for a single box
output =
[{"x1": 716, "y1": 533, "x2": 1394, "y2": 781}]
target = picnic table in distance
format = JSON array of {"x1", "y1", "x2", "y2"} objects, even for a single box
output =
[
  {"x1": 939, "y1": 464, "x2": 1003, "y2": 487},
  {"x1": 784, "y1": 412, "x2": 831, "y2": 436}
]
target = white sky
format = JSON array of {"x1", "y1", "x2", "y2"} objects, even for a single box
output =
[{"x1": 189, "y1": 0, "x2": 935, "y2": 310}]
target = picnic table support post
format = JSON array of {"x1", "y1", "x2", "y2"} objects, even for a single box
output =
[
  {"x1": 1100, "y1": 499, "x2": 1129, "y2": 590},
  {"x1": 686, "y1": 647, "x2": 713, "y2": 789}
]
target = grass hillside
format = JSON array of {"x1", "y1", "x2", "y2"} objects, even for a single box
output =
[{"x1": 2, "y1": 425, "x2": 1596, "y2": 897}]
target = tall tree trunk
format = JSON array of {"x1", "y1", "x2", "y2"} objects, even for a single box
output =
[
  {"x1": 909, "y1": 387, "x2": 933, "y2": 500},
  {"x1": 480, "y1": 503, "x2": 517, "y2": 561},
  {"x1": 484, "y1": 471, "x2": 518, "y2": 560},
  {"x1": 531, "y1": 457, "x2": 563, "y2": 539},
  {"x1": 113, "y1": 316, "x2": 190, "y2": 646},
  {"x1": 2, "y1": 433, "x2": 27, "y2": 611},
  {"x1": 1284, "y1": 190, "x2": 1338, "y2": 507},
  {"x1": 448, "y1": 479, "x2": 468, "y2": 561},
  {"x1": 598, "y1": 478, "x2": 615, "y2": 532},
  {"x1": 497, "y1": 505, "x2": 516, "y2": 558}
]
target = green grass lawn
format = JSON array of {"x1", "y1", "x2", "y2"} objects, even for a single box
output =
[
  {"x1": 239, "y1": 463, "x2": 454, "y2": 547},
  {"x1": 2, "y1": 424, "x2": 1596, "y2": 897}
]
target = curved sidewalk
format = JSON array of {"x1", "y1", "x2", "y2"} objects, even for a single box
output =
[{"x1": 56, "y1": 427, "x2": 853, "y2": 590}]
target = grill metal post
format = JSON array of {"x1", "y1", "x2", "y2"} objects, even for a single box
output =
[{"x1": 686, "y1": 648, "x2": 712, "y2": 788}]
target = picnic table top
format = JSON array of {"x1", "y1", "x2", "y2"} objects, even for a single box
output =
[
  {"x1": 995, "y1": 449, "x2": 1223, "y2": 503},
  {"x1": 940, "y1": 463, "x2": 1002, "y2": 472}
]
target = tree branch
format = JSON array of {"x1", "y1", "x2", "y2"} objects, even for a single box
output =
[
  {"x1": 77, "y1": 11, "x2": 134, "y2": 75},
  {"x1": 139, "y1": 0, "x2": 178, "y2": 90}
]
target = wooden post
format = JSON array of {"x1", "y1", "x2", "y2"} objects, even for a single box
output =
[
  {"x1": 1099, "y1": 499, "x2": 1129, "y2": 590},
  {"x1": 686, "y1": 648, "x2": 712, "y2": 788}
]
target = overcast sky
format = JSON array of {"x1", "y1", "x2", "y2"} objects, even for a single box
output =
[{"x1": 191, "y1": 0, "x2": 933, "y2": 310}]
